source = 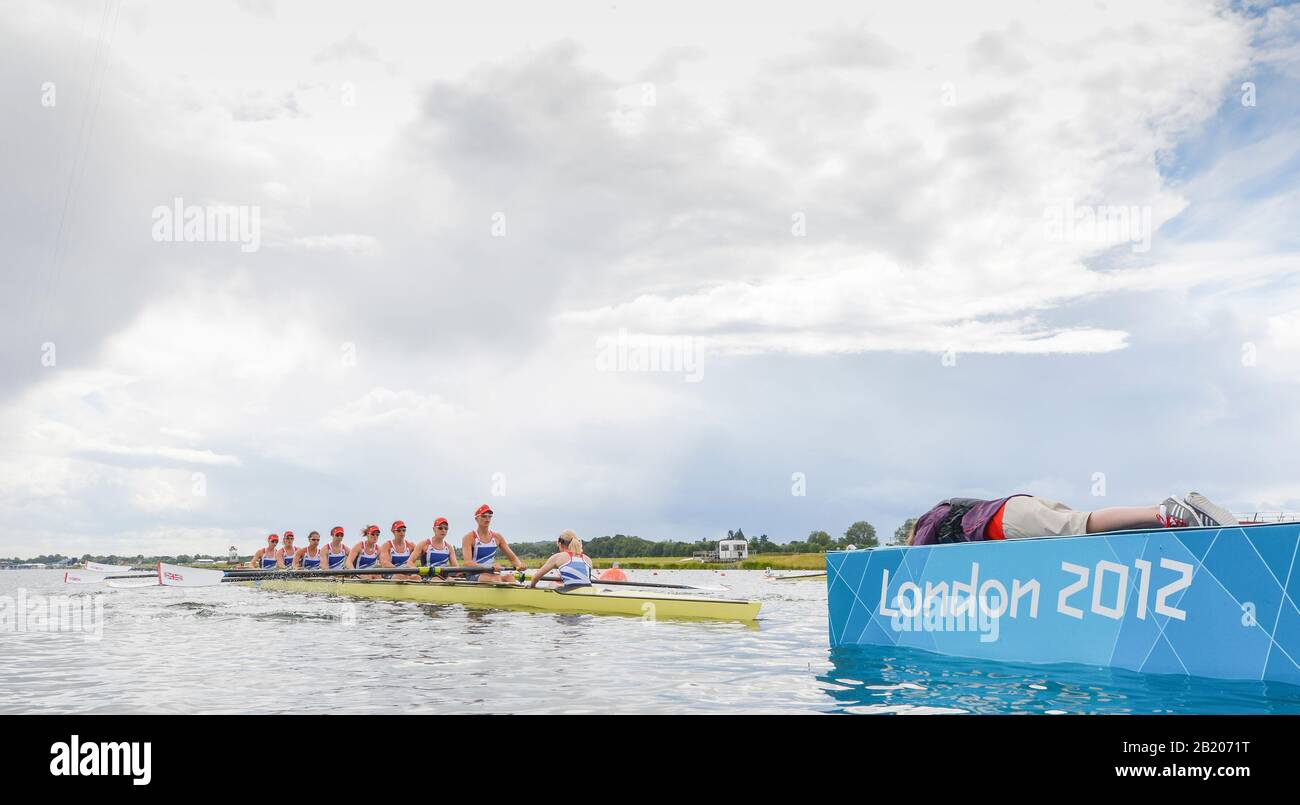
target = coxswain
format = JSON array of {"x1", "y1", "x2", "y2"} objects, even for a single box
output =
[{"x1": 528, "y1": 530, "x2": 591, "y2": 591}]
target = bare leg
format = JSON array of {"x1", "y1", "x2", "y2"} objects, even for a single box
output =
[{"x1": 1085, "y1": 506, "x2": 1160, "y2": 533}]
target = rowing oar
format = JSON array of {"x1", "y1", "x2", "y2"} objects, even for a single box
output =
[
  {"x1": 515, "y1": 571, "x2": 730, "y2": 593},
  {"x1": 64, "y1": 570, "x2": 156, "y2": 584},
  {"x1": 767, "y1": 572, "x2": 826, "y2": 581}
]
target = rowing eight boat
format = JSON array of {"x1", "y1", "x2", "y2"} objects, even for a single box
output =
[{"x1": 242, "y1": 577, "x2": 762, "y2": 622}]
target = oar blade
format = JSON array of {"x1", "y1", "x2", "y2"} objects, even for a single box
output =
[
  {"x1": 156, "y1": 562, "x2": 226, "y2": 587},
  {"x1": 86, "y1": 561, "x2": 134, "y2": 573},
  {"x1": 108, "y1": 578, "x2": 162, "y2": 589},
  {"x1": 64, "y1": 571, "x2": 106, "y2": 585}
]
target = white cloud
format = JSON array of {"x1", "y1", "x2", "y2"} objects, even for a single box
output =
[
  {"x1": 284, "y1": 234, "x2": 381, "y2": 255},
  {"x1": 319, "y1": 388, "x2": 460, "y2": 432},
  {"x1": 3, "y1": 0, "x2": 1299, "y2": 555}
]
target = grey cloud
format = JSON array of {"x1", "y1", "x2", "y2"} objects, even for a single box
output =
[
  {"x1": 313, "y1": 31, "x2": 382, "y2": 64},
  {"x1": 231, "y1": 90, "x2": 304, "y2": 121},
  {"x1": 791, "y1": 26, "x2": 906, "y2": 72},
  {"x1": 234, "y1": 0, "x2": 276, "y2": 18},
  {"x1": 967, "y1": 26, "x2": 1032, "y2": 75}
]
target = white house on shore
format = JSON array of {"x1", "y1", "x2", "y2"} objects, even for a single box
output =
[
  {"x1": 691, "y1": 536, "x2": 751, "y2": 562},
  {"x1": 717, "y1": 539, "x2": 749, "y2": 561}
]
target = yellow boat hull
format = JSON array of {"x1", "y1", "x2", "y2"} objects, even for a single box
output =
[{"x1": 242, "y1": 578, "x2": 761, "y2": 622}]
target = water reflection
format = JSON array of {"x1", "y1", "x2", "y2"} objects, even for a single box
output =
[
  {"x1": 823, "y1": 645, "x2": 1300, "y2": 714},
  {"x1": 4, "y1": 568, "x2": 1298, "y2": 714}
]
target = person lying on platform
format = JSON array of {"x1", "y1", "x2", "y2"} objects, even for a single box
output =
[{"x1": 905, "y1": 492, "x2": 1238, "y2": 546}]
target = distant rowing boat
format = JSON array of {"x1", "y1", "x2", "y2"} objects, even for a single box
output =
[
  {"x1": 243, "y1": 577, "x2": 762, "y2": 622},
  {"x1": 827, "y1": 521, "x2": 1300, "y2": 685}
]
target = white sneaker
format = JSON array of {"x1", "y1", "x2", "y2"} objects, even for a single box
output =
[
  {"x1": 1159, "y1": 496, "x2": 1202, "y2": 528},
  {"x1": 1184, "y1": 492, "x2": 1238, "y2": 527}
]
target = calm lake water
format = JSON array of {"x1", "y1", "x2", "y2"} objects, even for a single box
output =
[{"x1": 2, "y1": 569, "x2": 1298, "y2": 714}]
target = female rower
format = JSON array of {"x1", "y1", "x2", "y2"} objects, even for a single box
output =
[
  {"x1": 381, "y1": 520, "x2": 420, "y2": 581},
  {"x1": 414, "y1": 517, "x2": 458, "y2": 581},
  {"x1": 279, "y1": 530, "x2": 297, "y2": 569},
  {"x1": 461, "y1": 504, "x2": 526, "y2": 583},
  {"x1": 527, "y1": 530, "x2": 591, "y2": 591},
  {"x1": 299, "y1": 531, "x2": 323, "y2": 570},
  {"x1": 324, "y1": 526, "x2": 349, "y2": 569},
  {"x1": 253, "y1": 534, "x2": 281, "y2": 569},
  {"x1": 349, "y1": 525, "x2": 383, "y2": 578}
]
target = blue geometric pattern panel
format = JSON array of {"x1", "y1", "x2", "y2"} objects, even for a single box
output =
[{"x1": 826, "y1": 522, "x2": 1300, "y2": 684}]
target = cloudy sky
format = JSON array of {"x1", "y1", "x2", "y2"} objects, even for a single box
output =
[{"x1": 2, "y1": 0, "x2": 1299, "y2": 558}]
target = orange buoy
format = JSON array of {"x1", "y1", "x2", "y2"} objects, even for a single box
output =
[{"x1": 598, "y1": 566, "x2": 628, "y2": 582}]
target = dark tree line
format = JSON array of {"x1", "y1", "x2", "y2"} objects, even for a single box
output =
[
  {"x1": 6, "y1": 520, "x2": 900, "y2": 565},
  {"x1": 508, "y1": 520, "x2": 881, "y2": 558}
]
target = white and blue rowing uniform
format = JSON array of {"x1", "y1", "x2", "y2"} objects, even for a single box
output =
[
  {"x1": 425, "y1": 540, "x2": 453, "y2": 568},
  {"x1": 261, "y1": 551, "x2": 279, "y2": 569},
  {"x1": 326, "y1": 543, "x2": 348, "y2": 569},
  {"x1": 301, "y1": 548, "x2": 321, "y2": 570},
  {"x1": 467, "y1": 532, "x2": 500, "y2": 581},
  {"x1": 557, "y1": 551, "x2": 592, "y2": 590},
  {"x1": 472, "y1": 534, "x2": 498, "y2": 564},
  {"x1": 355, "y1": 542, "x2": 380, "y2": 570},
  {"x1": 386, "y1": 540, "x2": 413, "y2": 567}
]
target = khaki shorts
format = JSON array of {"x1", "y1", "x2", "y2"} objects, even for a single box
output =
[{"x1": 1001, "y1": 496, "x2": 1091, "y2": 539}]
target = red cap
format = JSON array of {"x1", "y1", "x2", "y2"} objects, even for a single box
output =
[
  {"x1": 475, "y1": 504, "x2": 493, "y2": 517},
  {"x1": 267, "y1": 533, "x2": 279, "y2": 542},
  {"x1": 330, "y1": 526, "x2": 344, "y2": 537},
  {"x1": 367, "y1": 525, "x2": 381, "y2": 535},
  {"x1": 392, "y1": 520, "x2": 406, "y2": 530},
  {"x1": 433, "y1": 517, "x2": 448, "y2": 527},
  {"x1": 283, "y1": 530, "x2": 294, "y2": 538}
]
